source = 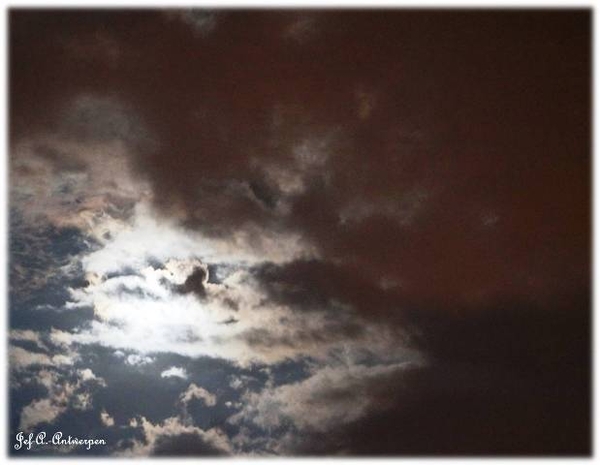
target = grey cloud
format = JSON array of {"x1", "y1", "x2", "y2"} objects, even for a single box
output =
[
  {"x1": 121, "y1": 416, "x2": 232, "y2": 456},
  {"x1": 152, "y1": 431, "x2": 229, "y2": 456},
  {"x1": 230, "y1": 361, "x2": 421, "y2": 452},
  {"x1": 16, "y1": 366, "x2": 107, "y2": 432},
  {"x1": 174, "y1": 266, "x2": 208, "y2": 299},
  {"x1": 179, "y1": 383, "x2": 217, "y2": 407},
  {"x1": 250, "y1": 259, "x2": 408, "y2": 327}
]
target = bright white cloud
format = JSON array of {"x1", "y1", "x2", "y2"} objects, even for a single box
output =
[
  {"x1": 160, "y1": 367, "x2": 188, "y2": 380},
  {"x1": 78, "y1": 368, "x2": 106, "y2": 386},
  {"x1": 126, "y1": 354, "x2": 155, "y2": 366},
  {"x1": 53, "y1": 248, "x2": 419, "y2": 367}
]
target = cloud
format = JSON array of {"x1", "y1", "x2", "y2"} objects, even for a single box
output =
[
  {"x1": 50, "y1": 236, "x2": 418, "y2": 367},
  {"x1": 59, "y1": 95, "x2": 148, "y2": 145},
  {"x1": 161, "y1": 367, "x2": 188, "y2": 380},
  {"x1": 88, "y1": 10, "x2": 587, "y2": 312},
  {"x1": 228, "y1": 376, "x2": 244, "y2": 390},
  {"x1": 232, "y1": 361, "x2": 419, "y2": 437},
  {"x1": 174, "y1": 266, "x2": 209, "y2": 299},
  {"x1": 100, "y1": 409, "x2": 115, "y2": 427},
  {"x1": 77, "y1": 368, "x2": 106, "y2": 385},
  {"x1": 10, "y1": 346, "x2": 76, "y2": 370},
  {"x1": 179, "y1": 383, "x2": 217, "y2": 407},
  {"x1": 121, "y1": 416, "x2": 231, "y2": 456},
  {"x1": 9, "y1": 212, "x2": 91, "y2": 303},
  {"x1": 125, "y1": 354, "x2": 155, "y2": 366},
  {"x1": 283, "y1": 298, "x2": 590, "y2": 455},
  {"x1": 17, "y1": 367, "x2": 106, "y2": 431},
  {"x1": 9, "y1": 329, "x2": 47, "y2": 350},
  {"x1": 18, "y1": 398, "x2": 66, "y2": 432},
  {"x1": 9, "y1": 134, "x2": 143, "y2": 256},
  {"x1": 168, "y1": 10, "x2": 219, "y2": 36},
  {"x1": 73, "y1": 392, "x2": 93, "y2": 410}
]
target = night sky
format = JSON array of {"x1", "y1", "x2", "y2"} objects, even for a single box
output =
[{"x1": 9, "y1": 9, "x2": 590, "y2": 456}]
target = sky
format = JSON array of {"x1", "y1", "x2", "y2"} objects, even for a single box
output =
[{"x1": 8, "y1": 8, "x2": 590, "y2": 457}]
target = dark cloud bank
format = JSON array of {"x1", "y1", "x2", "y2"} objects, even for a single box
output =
[{"x1": 10, "y1": 9, "x2": 590, "y2": 456}]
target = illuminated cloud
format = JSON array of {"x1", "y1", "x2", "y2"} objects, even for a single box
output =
[
  {"x1": 125, "y1": 354, "x2": 155, "y2": 366},
  {"x1": 19, "y1": 398, "x2": 65, "y2": 432},
  {"x1": 160, "y1": 367, "x2": 188, "y2": 380},
  {"x1": 231, "y1": 361, "x2": 420, "y2": 438},
  {"x1": 10, "y1": 346, "x2": 76, "y2": 370},
  {"x1": 100, "y1": 410, "x2": 115, "y2": 427},
  {"x1": 17, "y1": 368, "x2": 106, "y2": 431},
  {"x1": 121, "y1": 416, "x2": 231, "y2": 456}
]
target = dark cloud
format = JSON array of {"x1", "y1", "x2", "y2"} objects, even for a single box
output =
[
  {"x1": 252, "y1": 259, "x2": 405, "y2": 319},
  {"x1": 233, "y1": 295, "x2": 589, "y2": 455},
  {"x1": 152, "y1": 432, "x2": 228, "y2": 456},
  {"x1": 11, "y1": 10, "x2": 589, "y2": 305},
  {"x1": 174, "y1": 266, "x2": 208, "y2": 299},
  {"x1": 245, "y1": 260, "x2": 590, "y2": 455},
  {"x1": 16, "y1": 8, "x2": 589, "y2": 306},
  {"x1": 286, "y1": 358, "x2": 589, "y2": 455}
]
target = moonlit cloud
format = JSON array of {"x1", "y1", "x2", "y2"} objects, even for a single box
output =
[
  {"x1": 10, "y1": 346, "x2": 77, "y2": 370},
  {"x1": 121, "y1": 416, "x2": 231, "y2": 457},
  {"x1": 100, "y1": 410, "x2": 115, "y2": 427},
  {"x1": 19, "y1": 398, "x2": 65, "y2": 432},
  {"x1": 231, "y1": 361, "x2": 420, "y2": 437},
  {"x1": 125, "y1": 354, "x2": 155, "y2": 366},
  {"x1": 179, "y1": 383, "x2": 217, "y2": 407},
  {"x1": 160, "y1": 367, "x2": 188, "y2": 380},
  {"x1": 17, "y1": 367, "x2": 106, "y2": 431},
  {"x1": 78, "y1": 368, "x2": 105, "y2": 384}
]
